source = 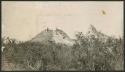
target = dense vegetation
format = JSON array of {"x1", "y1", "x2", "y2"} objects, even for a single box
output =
[{"x1": 2, "y1": 32, "x2": 124, "y2": 71}]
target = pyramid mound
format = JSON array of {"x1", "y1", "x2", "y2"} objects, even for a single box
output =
[
  {"x1": 31, "y1": 28, "x2": 74, "y2": 45},
  {"x1": 31, "y1": 28, "x2": 53, "y2": 43}
]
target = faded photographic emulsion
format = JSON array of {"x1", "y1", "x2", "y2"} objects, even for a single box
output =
[{"x1": 1, "y1": 1, "x2": 124, "y2": 71}]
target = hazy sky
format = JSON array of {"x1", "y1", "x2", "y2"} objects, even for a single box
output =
[{"x1": 2, "y1": 1, "x2": 123, "y2": 41}]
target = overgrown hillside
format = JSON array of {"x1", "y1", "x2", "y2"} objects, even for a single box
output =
[{"x1": 2, "y1": 25, "x2": 124, "y2": 71}]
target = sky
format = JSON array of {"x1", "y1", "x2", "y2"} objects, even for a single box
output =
[{"x1": 2, "y1": 1, "x2": 123, "y2": 41}]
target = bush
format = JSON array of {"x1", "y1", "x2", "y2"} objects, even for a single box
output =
[{"x1": 2, "y1": 34, "x2": 123, "y2": 71}]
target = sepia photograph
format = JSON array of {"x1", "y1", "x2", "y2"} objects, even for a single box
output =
[{"x1": 1, "y1": 1, "x2": 124, "y2": 71}]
